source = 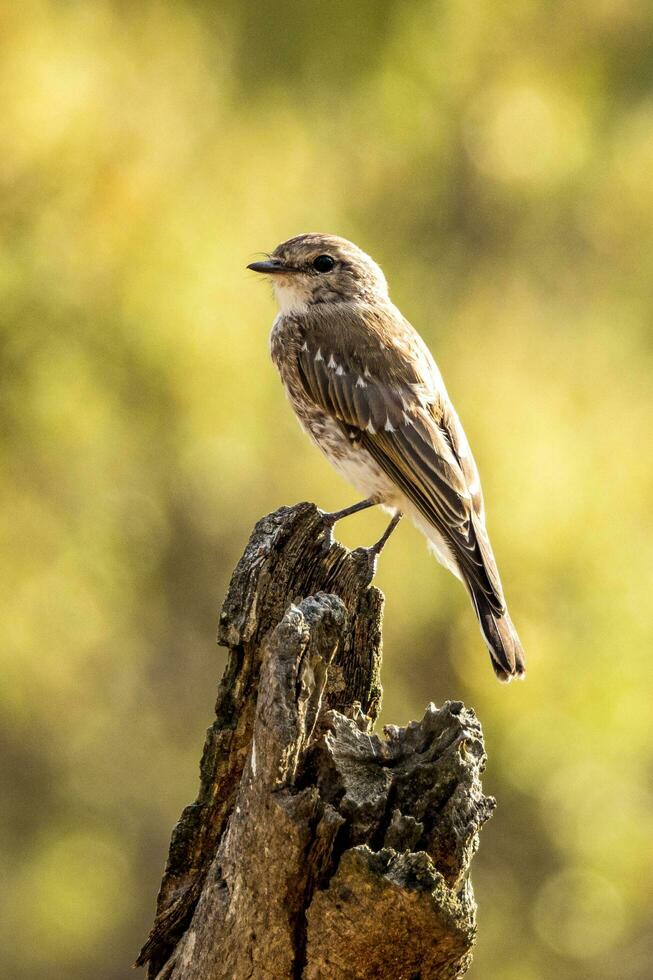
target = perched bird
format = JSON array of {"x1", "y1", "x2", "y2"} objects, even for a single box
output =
[{"x1": 248, "y1": 234, "x2": 525, "y2": 681}]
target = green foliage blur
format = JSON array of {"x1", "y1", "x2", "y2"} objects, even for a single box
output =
[{"x1": 2, "y1": 2, "x2": 652, "y2": 978}]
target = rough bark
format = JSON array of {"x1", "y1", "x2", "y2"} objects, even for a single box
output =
[{"x1": 136, "y1": 502, "x2": 495, "y2": 980}]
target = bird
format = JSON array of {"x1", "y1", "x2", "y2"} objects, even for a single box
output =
[{"x1": 248, "y1": 234, "x2": 525, "y2": 681}]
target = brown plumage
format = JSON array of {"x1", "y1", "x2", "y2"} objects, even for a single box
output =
[{"x1": 248, "y1": 234, "x2": 525, "y2": 681}]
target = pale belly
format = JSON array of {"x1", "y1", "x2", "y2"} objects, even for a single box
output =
[
  {"x1": 300, "y1": 411, "x2": 398, "y2": 503},
  {"x1": 295, "y1": 405, "x2": 463, "y2": 581}
]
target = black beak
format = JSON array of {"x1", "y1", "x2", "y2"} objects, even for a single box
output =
[{"x1": 247, "y1": 259, "x2": 290, "y2": 275}]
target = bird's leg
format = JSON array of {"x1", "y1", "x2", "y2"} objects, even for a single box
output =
[
  {"x1": 323, "y1": 496, "x2": 378, "y2": 526},
  {"x1": 369, "y1": 511, "x2": 403, "y2": 556}
]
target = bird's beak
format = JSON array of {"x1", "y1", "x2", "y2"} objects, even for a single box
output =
[{"x1": 247, "y1": 258, "x2": 291, "y2": 275}]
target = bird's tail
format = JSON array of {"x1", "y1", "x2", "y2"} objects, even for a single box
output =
[{"x1": 470, "y1": 588, "x2": 526, "y2": 682}]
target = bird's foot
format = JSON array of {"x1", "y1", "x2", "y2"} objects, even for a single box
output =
[
  {"x1": 350, "y1": 512, "x2": 403, "y2": 578},
  {"x1": 369, "y1": 511, "x2": 403, "y2": 556},
  {"x1": 322, "y1": 496, "x2": 378, "y2": 526}
]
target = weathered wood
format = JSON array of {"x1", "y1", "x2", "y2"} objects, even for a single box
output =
[{"x1": 137, "y1": 503, "x2": 494, "y2": 979}]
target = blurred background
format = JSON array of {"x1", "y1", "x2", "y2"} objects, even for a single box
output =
[{"x1": 1, "y1": 1, "x2": 653, "y2": 978}]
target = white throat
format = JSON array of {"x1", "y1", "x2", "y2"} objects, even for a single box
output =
[{"x1": 272, "y1": 279, "x2": 311, "y2": 315}]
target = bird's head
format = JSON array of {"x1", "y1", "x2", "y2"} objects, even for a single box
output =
[{"x1": 247, "y1": 233, "x2": 389, "y2": 314}]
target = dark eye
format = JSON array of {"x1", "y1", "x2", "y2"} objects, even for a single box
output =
[{"x1": 312, "y1": 254, "x2": 335, "y2": 273}]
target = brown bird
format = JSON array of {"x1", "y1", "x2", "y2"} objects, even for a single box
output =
[{"x1": 248, "y1": 234, "x2": 525, "y2": 681}]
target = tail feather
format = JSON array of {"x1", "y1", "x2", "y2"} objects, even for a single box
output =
[
  {"x1": 407, "y1": 508, "x2": 525, "y2": 681},
  {"x1": 470, "y1": 589, "x2": 526, "y2": 682}
]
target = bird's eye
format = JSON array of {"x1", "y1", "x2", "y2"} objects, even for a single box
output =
[{"x1": 312, "y1": 254, "x2": 335, "y2": 273}]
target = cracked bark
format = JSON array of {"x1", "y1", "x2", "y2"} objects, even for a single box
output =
[{"x1": 136, "y1": 502, "x2": 495, "y2": 980}]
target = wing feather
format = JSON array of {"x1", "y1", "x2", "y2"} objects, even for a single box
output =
[{"x1": 293, "y1": 304, "x2": 505, "y2": 613}]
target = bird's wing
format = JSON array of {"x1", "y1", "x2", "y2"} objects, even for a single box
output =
[{"x1": 293, "y1": 303, "x2": 505, "y2": 614}]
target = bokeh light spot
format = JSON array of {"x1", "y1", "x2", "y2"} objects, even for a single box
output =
[
  {"x1": 7, "y1": 830, "x2": 133, "y2": 968},
  {"x1": 465, "y1": 83, "x2": 589, "y2": 185},
  {"x1": 532, "y1": 867, "x2": 625, "y2": 959}
]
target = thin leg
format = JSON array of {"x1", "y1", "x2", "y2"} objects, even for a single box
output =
[
  {"x1": 370, "y1": 511, "x2": 402, "y2": 555},
  {"x1": 324, "y1": 496, "x2": 378, "y2": 525}
]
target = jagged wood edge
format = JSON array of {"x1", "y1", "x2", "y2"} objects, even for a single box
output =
[{"x1": 137, "y1": 503, "x2": 384, "y2": 974}]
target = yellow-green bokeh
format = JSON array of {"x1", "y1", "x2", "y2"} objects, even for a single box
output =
[{"x1": 1, "y1": 2, "x2": 652, "y2": 978}]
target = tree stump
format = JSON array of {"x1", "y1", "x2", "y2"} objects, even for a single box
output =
[{"x1": 136, "y1": 503, "x2": 495, "y2": 979}]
